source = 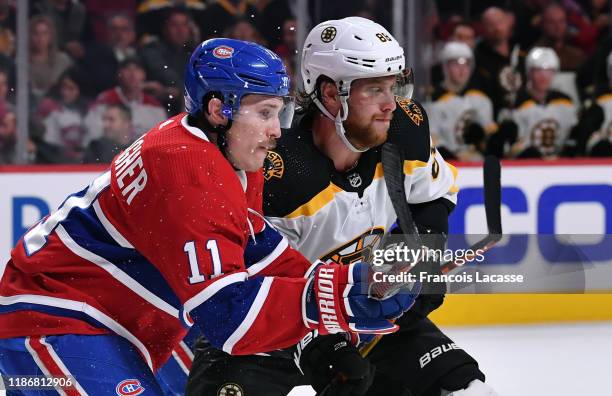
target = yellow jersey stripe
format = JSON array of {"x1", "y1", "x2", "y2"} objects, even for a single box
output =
[
  {"x1": 403, "y1": 160, "x2": 428, "y2": 175},
  {"x1": 549, "y1": 98, "x2": 573, "y2": 107},
  {"x1": 286, "y1": 182, "x2": 343, "y2": 219}
]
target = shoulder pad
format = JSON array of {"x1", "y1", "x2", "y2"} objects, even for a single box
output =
[{"x1": 388, "y1": 97, "x2": 431, "y2": 162}]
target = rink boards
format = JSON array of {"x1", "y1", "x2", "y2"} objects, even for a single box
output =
[{"x1": 1, "y1": 159, "x2": 612, "y2": 324}]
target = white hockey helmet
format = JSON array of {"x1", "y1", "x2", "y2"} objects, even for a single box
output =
[
  {"x1": 301, "y1": 16, "x2": 412, "y2": 152},
  {"x1": 439, "y1": 41, "x2": 473, "y2": 64},
  {"x1": 525, "y1": 47, "x2": 560, "y2": 72}
]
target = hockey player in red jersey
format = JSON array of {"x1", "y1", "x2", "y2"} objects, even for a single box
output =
[{"x1": 0, "y1": 38, "x2": 418, "y2": 395}]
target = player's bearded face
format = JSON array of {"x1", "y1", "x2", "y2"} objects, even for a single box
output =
[
  {"x1": 225, "y1": 95, "x2": 283, "y2": 171},
  {"x1": 344, "y1": 76, "x2": 397, "y2": 149}
]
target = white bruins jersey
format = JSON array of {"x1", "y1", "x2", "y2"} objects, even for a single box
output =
[
  {"x1": 263, "y1": 98, "x2": 458, "y2": 264},
  {"x1": 512, "y1": 90, "x2": 577, "y2": 156},
  {"x1": 425, "y1": 87, "x2": 496, "y2": 152},
  {"x1": 594, "y1": 93, "x2": 612, "y2": 145}
]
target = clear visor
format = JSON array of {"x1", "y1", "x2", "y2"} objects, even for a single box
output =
[
  {"x1": 234, "y1": 95, "x2": 295, "y2": 129},
  {"x1": 349, "y1": 68, "x2": 414, "y2": 105}
]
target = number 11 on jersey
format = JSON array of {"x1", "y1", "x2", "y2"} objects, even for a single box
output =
[{"x1": 184, "y1": 240, "x2": 222, "y2": 284}]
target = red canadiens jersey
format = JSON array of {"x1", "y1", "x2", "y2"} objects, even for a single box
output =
[{"x1": 0, "y1": 114, "x2": 314, "y2": 371}]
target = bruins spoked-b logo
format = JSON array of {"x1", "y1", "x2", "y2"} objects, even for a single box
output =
[
  {"x1": 218, "y1": 383, "x2": 244, "y2": 396},
  {"x1": 530, "y1": 118, "x2": 558, "y2": 156},
  {"x1": 396, "y1": 97, "x2": 424, "y2": 126},
  {"x1": 321, "y1": 26, "x2": 337, "y2": 43},
  {"x1": 321, "y1": 228, "x2": 385, "y2": 266},
  {"x1": 264, "y1": 151, "x2": 284, "y2": 181}
]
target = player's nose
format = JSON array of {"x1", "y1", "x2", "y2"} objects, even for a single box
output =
[{"x1": 381, "y1": 94, "x2": 396, "y2": 113}]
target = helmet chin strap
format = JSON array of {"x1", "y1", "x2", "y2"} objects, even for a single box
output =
[{"x1": 312, "y1": 94, "x2": 368, "y2": 153}]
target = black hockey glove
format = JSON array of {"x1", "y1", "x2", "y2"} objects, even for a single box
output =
[{"x1": 299, "y1": 334, "x2": 375, "y2": 396}]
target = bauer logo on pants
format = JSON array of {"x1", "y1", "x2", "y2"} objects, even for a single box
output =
[{"x1": 116, "y1": 379, "x2": 145, "y2": 396}]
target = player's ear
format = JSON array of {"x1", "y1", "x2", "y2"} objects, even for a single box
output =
[
  {"x1": 320, "y1": 81, "x2": 340, "y2": 114},
  {"x1": 205, "y1": 97, "x2": 228, "y2": 127}
]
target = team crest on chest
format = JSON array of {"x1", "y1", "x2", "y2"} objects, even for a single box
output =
[
  {"x1": 264, "y1": 151, "x2": 284, "y2": 180},
  {"x1": 217, "y1": 383, "x2": 243, "y2": 396},
  {"x1": 320, "y1": 228, "x2": 385, "y2": 266},
  {"x1": 396, "y1": 97, "x2": 424, "y2": 126}
]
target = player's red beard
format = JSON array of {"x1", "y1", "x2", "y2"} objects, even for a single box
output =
[{"x1": 343, "y1": 113, "x2": 392, "y2": 149}]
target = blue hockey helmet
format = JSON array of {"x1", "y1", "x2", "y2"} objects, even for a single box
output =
[{"x1": 184, "y1": 38, "x2": 294, "y2": 127}]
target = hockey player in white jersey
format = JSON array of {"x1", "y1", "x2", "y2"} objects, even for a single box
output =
[
  {"x1": 509, "y1": 47, "x2": 578, "y2": 158},
  {"x1": 187, "y1": 17, "x2": 497, "y2": 396},
  {"x1": 426, "y1": 42, "x2": 496, "y2": 161}
]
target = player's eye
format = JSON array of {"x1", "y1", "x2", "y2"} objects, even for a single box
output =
[{"x1": 259, "y1": 109, "x2": 272, "y2": 120}]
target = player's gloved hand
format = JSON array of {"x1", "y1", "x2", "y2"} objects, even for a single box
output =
[
  {"x1": 303, "y1": 262, "x2": 419, "y2": 335},
  {"x1": 298, "y1": 333, "x2": 375, "y2": 396},
  {"x1": 445, "y1": 379, "x2": 499, "y2": 396}
]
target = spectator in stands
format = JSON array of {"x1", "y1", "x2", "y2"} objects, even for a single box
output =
[
  {"x1": 508, "y1": 47, "x2": 577, "y2": 158},
  {"x1": 198, "y1": 0, "x2": 259, "y2": 39},
  {"x1": 136, "y1": 0, "x2": 205, "y2": 39},
  {"x1": 83, "y1": 103, "x2": 132, "y2": 163},
  {"x1": 257, "y1": 0, "x2": 294, "y2": 48},
  {"x1": 426, "y1": 42, "x2": 495, "y2": 161},
  {"x1": 535, "y1": 3, "x2": 585, "y2": 72},
  {"x1": 224, "y1": 18, "x2": 266, "y2": 45},
  {"x1": 473, "y1": 7, "x2": 524, "y2": 118},
  {"x1": 566, "y1": 0, "x2": 610, "y2": 55},
  {"x1": 84, "y1": 58, "x2": 166, "y2": 146},
  {"x1": 273, "y1": 18, "x2": 297, "y2": 58},
  {"x1": 77, "y1": 12, "x2": 138, "y2": 95},
  {"x1": 431, "y1": 21, "x2": 476, "y2": 87},
  {"x1": 0, "y1": 67, "x2": 13, "y2": 117},
  {"x1": 29, "y1": 15, "x2": 72, "y2": 102},
  {"x1": 0, "y1": 106, "x2": 14, "y2": 164},
  {"x1": 36, "y1": 67, "x2": 88, "y2": 162},
  {"x1": 450, "y1": 21, "x2": 476, "y2": 49},
  {"x1": 84, "y1": 0, "x2": 136, "y2": 43},
  {"x1": 32, "y1": 0, "x2": 86, "y2": 59},
  {"x1": 0, "y1": 0, "x2": 15, "y2": 57},
  {"x1": 139, "y1": 7, "x2": 196, "y2": 114}
]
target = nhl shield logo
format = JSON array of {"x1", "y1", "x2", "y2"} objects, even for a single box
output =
[
  {"x1": 347, "y1": 172, "x2": 362, "y2": 188},
  {"x1": 218, "y1": 383, "x2": 244, "y2": 396},
  {"x1": 321, "y1": 26, "x2": 337, "y2": 43}
]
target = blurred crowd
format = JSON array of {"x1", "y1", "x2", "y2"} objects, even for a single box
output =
[
  {"x1": 0, "y1": 0, "x2": 611, "y2": 165},
  {"x1": 427, "y1": 0, "x2": 612, "y2": 160}
]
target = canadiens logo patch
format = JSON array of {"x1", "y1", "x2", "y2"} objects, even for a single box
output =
[
  {"x1": 321, "y1": 26, "x2": 337, "y2": 43},
  {"x1": 213, "y1": 45, "x2": 234, "y2": 59},
  {"x1": 116, "y1": 379, "x2": 145, "y2": 396},
  {"x1": 396, "y1": 97, "x2": 424, "y2": 126},
  {"x1": 264, "y1": 151, "x2": 284, "y2": 180},
  {"x1": 218, "y1": 383, "x2": 244, "y2": 396}
]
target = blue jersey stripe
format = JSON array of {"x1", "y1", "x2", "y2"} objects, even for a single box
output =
[
  {"x1": 60, "y1": 205, "x2": 182, "y2": 312},
  {"x1": 244, "y1": 225, "x2": 283, "y2": 268}
]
